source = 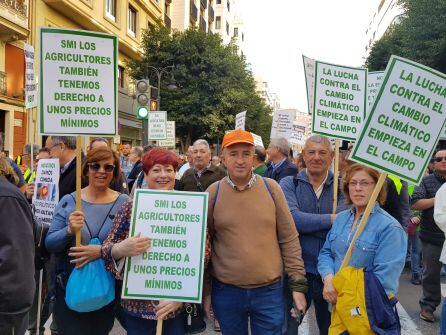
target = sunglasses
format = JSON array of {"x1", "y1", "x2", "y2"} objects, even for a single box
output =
[
  {"x1": 88, "y1": 162, "x2": 115, "y2": 173},
  {"x1": 435, "y1": 157, "x2": 446, "y2": 163}
]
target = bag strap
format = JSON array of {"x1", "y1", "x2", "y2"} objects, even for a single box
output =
[
  {"x1": 261, "y1": 177, "x2": 273, "y2": 198},
  {"x1": 212, "y1": 181, "x2": 221, "y2": 208},
  {"x1": 192, "y1": 170, "x2": 205, "y2": 192}
]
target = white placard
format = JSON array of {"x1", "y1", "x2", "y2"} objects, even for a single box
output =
[
  {"x1": 39, "y1": 27, "x2": 118, "y2": 135},
  {"x1": 235, "y1": 111, "x2": 247, "y2": 130},
  {"x1": 251, "y1": 133, "x2": 264, "y2": 147},
  {"x1": 289, "y1": 121, "x2": 306, "y2": 145},
  {"x1": 32, "y1": 159, "x2": 60, "y2": 225},
  {"x1": 158, "y1": 121, "x2": 176, "y2": 148},
  {"x1": 351, "y1": 55, "x2": 446, "y2": 185},
  {"x1": 122, "y1": 190, "x2": 208, "y2": 303},
  {"x1": 270, "y1": 109, "x2": 296, "y2": 140},
  {"x1": 24, "y1": 43, "x2": 37, "y2": 109},
  {"x1": 312, "y1": 61, "x2": 367, "y2": 141},
  {"x1": 148, "y1": 111, "x2": 167, "y2": 140},
  {"x1": 367, "y1": 71, "x2": 385, "y2": 117},
  {"x1": 303, "y1": 55, "x2": 315, "y2": 115}
]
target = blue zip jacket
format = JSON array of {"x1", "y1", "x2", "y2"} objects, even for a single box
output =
[
  {"x1": 317, "y1": 204, "x2": 407, "y2": 295},
  {"x1": 280, "y1": 169, "x2": 344, "y2": 275}
]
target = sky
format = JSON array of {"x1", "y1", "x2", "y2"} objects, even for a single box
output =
[{"x1": 238, "y1": 0, "x2": 380, "y2": 113}]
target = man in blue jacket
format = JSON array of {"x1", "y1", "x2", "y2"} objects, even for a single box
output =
[
  {"x1": 280, "y1": 135, "x2": 343, "y2": 335},
  {"x1": 265, "y1": 137, "x2": 298, "y2": 183}
]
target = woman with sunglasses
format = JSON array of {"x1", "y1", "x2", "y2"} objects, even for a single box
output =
[
  {"x1": 45, "y1": 147, "x2": 130, "y2": 334},
  {"x1": 318, "y1": 163, "x2": 407, "y2": 310}
]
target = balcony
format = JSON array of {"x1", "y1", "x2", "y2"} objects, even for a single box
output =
[
  {"x1": 0, "y1": 72, "x2": 6, "y2": 96},
  {"x1": 200, "y1": 0, "x2": 207, "y2": 9},
  {"x1": 164, "y1": 13, "x2": 171, "y2": 31},
  {"x1": 0, "y1": 0, "x2": 26, "y2": 16},
  {"x1": 200, "y1": 17, "x2": 206, "y2": 32},
  {"x1": 0, "y1": 0, "x2": 29, "y2": 39},
  {"x1": 190, "y1": 1, "x2": 197, "y2": 22},
  {"x1": 208, "y1": 5, "x2": 214, "y2": 22}
]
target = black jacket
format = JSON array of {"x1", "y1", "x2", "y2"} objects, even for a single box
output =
[
  {"x1": 127, "y1": 160, "x2": 143, "y2": 192},
  {"x1": 179, "y1": 164, "x2": 226, "y2": 192},
  {"x1": 0, "y1": 178, "x2": 35, "y2": 327},
  {"x1": 411, "y1": 172, "x2": 446, "y2": 246},
  {"x1": 383, "y1": 178, "x2": 410, "y2": 229},
  {"x1": 264, "y1": 159, "x2": 298, "y2": 183}
]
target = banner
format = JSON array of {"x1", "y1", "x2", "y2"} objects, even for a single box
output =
[
  {"x1": 270, "y1": 109, "x2": 296, "y2": 139},
  {"x1": 289, "y1": 121, "x2": 306, "y2": 145},
  {"x1": 32, "y1": 159, "x2": 60, "y2": 224},
  {"x1": 158, "y1": 121, "x2": 175, "y2": 148},
  {"x1": 24, "y1": 43, "x2": 37, "y2": 109},
  {"x1": 351, "y1": 55, "x2": 446, "y2": 185},
  {"x1": 312, "y1": 60, "x2": 367, "y2": 141},
  {"x1": 39, "y1": 27, "x2": 118, "y2": 135},
  {"x1": 235, "y1": 111, "x2": 247, "y2": 130},
  {"x1": 367, "y1": 71, "x2": 384, "y2": 117},
  {"x1": 148, "y1": 111, "x2": 167, "y2": 140},
  {"x1": 303, "y1": 55, "x2": 315, "y2": 115},
  {"x1": 122, "y1": 190, "x2": 208, "y2": 303},
  {"x1": 251, "y1": 133, "x2": 264, "y2": 147}
]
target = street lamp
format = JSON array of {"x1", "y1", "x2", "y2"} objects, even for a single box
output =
[{"x1": 145, "y1": 65, "x2": 177, "y2": 110}]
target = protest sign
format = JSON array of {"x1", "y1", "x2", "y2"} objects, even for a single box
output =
[
  {"x1": 270, "y1": 109, "x2": 296, "y2": 139},
  {"x1": 303, "y1": 55, "x2": 315, "y2": 115},
  {"x1": 32, "y1": 159, "x2": 60, "y2": 225},
  {"x1": 289, "y1": 121, "x2": 306, "y2": 145},
  {"x1": 351, "y1": 55, "x2": 446, "y2": 185},
  {"x1": 148, "y1": 111, "x2": 167, "y2": 140},
  {"x1": 158, "y1": 121, "x2": 176, "y2": 148},
  {"x1": 251, "y1": 133, "x2": 264, "y2": 147},
  {"x1": 367, "y1": 71, "x2": 384, "y2": 116},
  {"x1": 235, "y1": 111, "x2": 247, "y2": 130},
  {"x1": 122, "y1": 190, "x2": 208, "y2": 303},
  {"x1": 39, "y1": 27, "x2": 118, "y2": 135},
  {"x1": 312, "y1": 61, "x2": 367, "y2": 141},
  {"x1": 24, "y1": 43, "x2": 37, "y2": 109}
]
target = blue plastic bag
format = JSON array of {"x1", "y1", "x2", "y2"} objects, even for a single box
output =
[{"x1": 65, "y1": 238, "x2": 115, "y2": 312}]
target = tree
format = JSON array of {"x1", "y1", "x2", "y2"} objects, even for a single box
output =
[
  {"x1": 128, "y1": 26, "x2": 272, "y2": 151},
  {"x1": 366, "y1": 0, "x2": 446, "y2": 73}
]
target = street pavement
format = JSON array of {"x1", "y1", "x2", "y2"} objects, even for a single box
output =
[{"x1": 28, "y1": 268, "x2": 443, "y2": 334}]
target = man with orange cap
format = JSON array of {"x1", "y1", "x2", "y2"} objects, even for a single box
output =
[{"x1": 203, "y1": 129, "x2": 307, "y2": 335}]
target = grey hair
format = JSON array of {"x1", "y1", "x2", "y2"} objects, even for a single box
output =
[
  {"x1": 193, "y1": 139, "x2": 210, "y2": 152},
  {"x1": 51, "y1": 136, "x2": 77, "y2": 150},
  {"x1": 132, "y1": 146, "x2": 144, "y2": 158},
  {"x1": 304, "y1": 135, "x2": 333, "y2": 151},
  {"x1": 23, "y1": 144, "x2": 41, "y2": 158},
  {"x1": 270, "y1": 137, "x2": 290, "y2": 156}
]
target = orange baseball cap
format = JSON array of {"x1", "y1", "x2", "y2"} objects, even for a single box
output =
[{"x1": 222, "y1": 130, "x2": 254, "y2": 148}]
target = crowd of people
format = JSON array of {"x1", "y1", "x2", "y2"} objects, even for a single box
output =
[{"x1": 1, "y1": 130, "x2": 446, "y2": 335}]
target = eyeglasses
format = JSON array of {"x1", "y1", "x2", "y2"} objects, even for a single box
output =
[
  {"x1": 47, "y1": 143, "x2": 61, "y2": 152},
  {"x1": 435, "y1": 157, "x2": 446, "y2": 162},
  {"x1": 88, "y1": 163, "x2": 115, "y2": 173},
  {"x1": 348, "y1": 180, "x2": 375, "y2": 188}
]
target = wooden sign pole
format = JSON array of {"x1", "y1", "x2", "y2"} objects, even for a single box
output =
[
  {"x1": 340, "y1": 173, "x2": 387, "y2": 269},
  {"x1": 156, "y1": 319, "x2": 163, "y2": 335},
  {"x1": 75, "y1": 136, "x2": 82, "y2": 247},
  {"x1": 332, "y1": 139, "x2": 340, "y2": 214}
]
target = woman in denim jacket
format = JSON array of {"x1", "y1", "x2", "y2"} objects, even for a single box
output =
[{"x1": 318, "y1": 163, "x2": 407, "y2": 305}]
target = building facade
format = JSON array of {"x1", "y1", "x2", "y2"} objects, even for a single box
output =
[
  {"x1": 170, "y1": 0, "x2": 215, "y2": 33},
  {"x1": 0, "y1": 0, "x2": 170, "y2": 157},
  {"x1": 363, "y1": 0, "x2": 404, "y2": 59}
]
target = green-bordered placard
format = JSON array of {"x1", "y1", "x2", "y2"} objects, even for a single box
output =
[
  {"x1": 122, "y1": 189, "x2": 208, "y2": 303},
  {"x1": 312, "y1": 60, "x2": 367, "y2": 141},
  {"x1": 350, "y1": 55, "x2": 446, "y2": 185},
  {"x1": 39, "y1": 27, "x2": 118, "y2": 136}
]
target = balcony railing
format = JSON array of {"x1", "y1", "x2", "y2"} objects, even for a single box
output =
[
  {"x1": 0, "y1": 0, "x2": 27, "y2": 16},
  {"x1": 200, "y1": 17, "x2": 206, "y2": 32},
  {"x1": 208, "y1": 5, "x2": 214, "y2": 22},
  {"x1": 0, "y1": 72, "x2": 6, "y2": 96},
  {"x1": 190, "y1": 1, "x2": 198, "y2": 21},
  {"x1": 164, "y1": 13, "x2": 171, "y2": 31},
  {"x1": 200, "y1": 0, "x2": 207, "y2": 9}
]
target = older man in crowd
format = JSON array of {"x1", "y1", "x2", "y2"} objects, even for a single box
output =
[{"x1": 265, "y1": 137, "x2": 298, "y2": 183}]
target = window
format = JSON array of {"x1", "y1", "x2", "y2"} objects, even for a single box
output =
[
  {"x1": 227, "y1": 0, "x2": 230, "y2": 12},
  {"x1": 128, "y1": 5, "x2": 137, "y2": 36},
  {"x1": 118, "y1": 66, "x2": 125, "y2": 89},
  {"x1": 226, "y1": 21, "x2": 229, "y2": 35},
  {"x1": 106, "y1": 0, "x2": 116, "y2": 20},
  {"x1": 242, "y1": 32, "x2": 244, "y2": 41},
  {"x1": 215, "y1": 16, "x2": 221, "y2": 29},
  {"x1": 216, "y1": 0, "x2": 221, "y2": 4},
  {"x1": 233, "y1": 27, "x2": 238, "y2": 37}
]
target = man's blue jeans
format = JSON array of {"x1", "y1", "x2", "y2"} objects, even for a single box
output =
[
  {"x1": 409, "y1": 232, "x2": 422, "y2": 277},
  {"x1": 212, "y1": 279, "x2": 284, "y2": 335}
]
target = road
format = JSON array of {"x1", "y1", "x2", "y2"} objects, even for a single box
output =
[{"x1": 30, "y1": 268, "x2": 443, "y2": 334}]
